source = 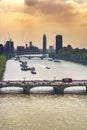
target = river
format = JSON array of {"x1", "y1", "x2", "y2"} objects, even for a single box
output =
[{"x1": 0, "y1": 56, "x2": 87, "y2": 130}]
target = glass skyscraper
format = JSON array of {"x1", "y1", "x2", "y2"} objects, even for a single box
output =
[{"x1": 56, "y1": 35, "x2": 62, "y2": 53}]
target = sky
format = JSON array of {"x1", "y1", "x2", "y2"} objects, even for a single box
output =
[{"x1": 0, "y1": 0, "x2": 87, "y2": 49}]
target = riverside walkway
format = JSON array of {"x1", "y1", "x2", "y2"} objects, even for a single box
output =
[{"x1": 0, "y1": 80, "x2": 87, "y2": 94}]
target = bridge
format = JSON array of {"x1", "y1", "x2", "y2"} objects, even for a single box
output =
[
  {"x1": 24, "y1": 54, "x2": 48, "y2": 59},
  {"x1": 0, "y1": 80, "x2": 87, "y2": 94}
]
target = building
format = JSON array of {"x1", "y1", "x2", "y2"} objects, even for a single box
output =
[
  {"x1": 4, "y1": 40, "x2": 15, "y2": 57},
  {"x1": 43, "y1": 34, "x2": 47, "y2": 54},
  {"x1": 0, "y1": 44, "x2": 4, "y2": 55},
  {"x1": 29, "y1": 41, "x2": 32, "y2": 47},
  {"x1": 17, "y1": 46, "x2": 25, "y2": 55},
  {"x1": 56, "y1": 35, "x2": 62, "y2": 53},
  {"x1": 28, "y1": 41, "x2": 41, "y2": 54},
  {"x1": 49, "y1": 46, "x2": 54, "y2": 53},
  {"x1": 26, "y1": 44, "x2": 28, "y2": 49}
]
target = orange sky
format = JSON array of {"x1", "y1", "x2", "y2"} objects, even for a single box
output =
[{"x1": 0, "y1": 0, "x2": 87, "y2": 49}]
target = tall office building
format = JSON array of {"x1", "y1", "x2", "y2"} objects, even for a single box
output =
[
  {"x1": 4, "y1": 40, "x2": 14, "y2": 55},
  {"x1": 56, "y1": 35, "x2": 62, "y2": 53},
  {"x1": 43, "y1": 34, "x2": 47, "y2": 54}
]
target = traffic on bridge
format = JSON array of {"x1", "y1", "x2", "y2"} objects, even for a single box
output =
[{"x1": 0, "y1": 78, "x2": 87, "y2": 94}]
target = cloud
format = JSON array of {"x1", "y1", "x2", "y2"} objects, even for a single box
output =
[
  {"x1": 24, "y1": 1, "x2": 77, "y2": 18},
  {"x1": 1, "y1": 0, "x2": 87, "y2": 27},
  {"x1": 25, "y1": 0, "x2": 38, "y2": 6},
  {"x1": 24, "y1": 0, "x2": 87, "y2": 14},
  {"x1": 24, "y1": 0, "x2": 87, "y2": 25},
  {"x1": 24, "y1": 0, "x2": 82, "y2": 24},
  {"x1": 24, "y1": 0, "x2": 74, "y2": 14},
  {"x1": 75, "y1": 0, "x2": 87, "y2": 4}
]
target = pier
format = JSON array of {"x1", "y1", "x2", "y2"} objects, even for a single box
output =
[{"x1": 0, "y1": 80, "x2": 87, "y2": 94}]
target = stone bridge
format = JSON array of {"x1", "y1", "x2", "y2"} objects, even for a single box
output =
[{"x1": 0, "y1": 80, "x2": 87, "y2": 94}]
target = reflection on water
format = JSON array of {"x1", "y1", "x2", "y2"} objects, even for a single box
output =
[{"x1": 0, "y1": 94, "x2": 87, "y2": 130}]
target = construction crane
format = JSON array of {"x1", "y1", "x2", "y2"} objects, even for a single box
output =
[{"x1": 8, "y1": 32, "x2": 12, "y2": 41}]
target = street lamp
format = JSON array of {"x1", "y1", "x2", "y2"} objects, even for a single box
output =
[{"x1": 24, "y1": 77, "x2": 25, "y2": 83}]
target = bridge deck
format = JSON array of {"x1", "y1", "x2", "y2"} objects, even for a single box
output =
[{"x1": 0, "y1": 80, "x2": 87, "y2": 89}]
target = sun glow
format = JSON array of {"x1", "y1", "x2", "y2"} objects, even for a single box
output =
[{"x1": 2, "y1": 0, "x2": 24, "y2": 4}]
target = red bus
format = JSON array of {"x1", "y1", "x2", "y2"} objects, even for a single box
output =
[{"x1": 62, "y1": 78, "x2": 72, "y2": 83}]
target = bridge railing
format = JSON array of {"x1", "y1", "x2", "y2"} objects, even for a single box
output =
[{"x1": 0, "y1": 80, "x2": 87, "y2": 86}]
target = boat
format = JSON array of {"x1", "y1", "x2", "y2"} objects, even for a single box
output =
[
  {"x1": 19, "y1": 60, "x2": 23, "y2": 63},
  {"x1": 20, "y1": 61, "x2": 28, "y2": 68},
  {"x1": 54, "y1": 59, "x2": 60, "y2": 62},
  {"x1": 31, "y1": 71, "x2": 37, "y2": 74},
  {"x1": 20, "y1": 64, "x2": 28, "y2": 68},
  {"x1": 46, "y1": 67, "x2": 50, "y2": 69},
  {"x1": 21, "y1": 66, "x2": 31, "y2": 71},
  {"x1": 48, "y1": 59, "x2": 53, "y2": 61},
  {"x1": 31, "y1": 67, "x2": 35, "y2": 71},
  {"x1": 14, "y1": 57, "x2": 20, "y2": 61},
  {"x1": 21, "y1": 67, "x2": 28, "y2": 71}
]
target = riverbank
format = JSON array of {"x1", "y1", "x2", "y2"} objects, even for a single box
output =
[
  {"x1": 0, "y1": 55, "x2": 6, "y2": 81},
  {"x1": 49, "y1": 48, "x2": 87, "y2": 65}
]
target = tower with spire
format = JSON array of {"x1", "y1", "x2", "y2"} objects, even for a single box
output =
[{"x1": 43, "y1": 34, "x2": 47, "y2": 54}]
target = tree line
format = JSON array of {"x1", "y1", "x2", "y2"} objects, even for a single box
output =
[
  {"x1": 0, "y1": 55, "x2": 6, "y2": 80},
  {"x1": 49, "y1": 45, "x2": 87, "y2": 65}
]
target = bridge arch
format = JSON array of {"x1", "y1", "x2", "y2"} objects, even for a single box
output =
[
  {"x1": 60, "y1": 84, "x2": 87, "y2": 94},
  {"x1": 63, "y1": 84, "x2": 87, "y2": 90},
  {"x1": 0, "y1": 87, "x2": 23, "y2": 94},
  {"x1": 30, "y1": 86, "x2": 53, "y2": 94}
]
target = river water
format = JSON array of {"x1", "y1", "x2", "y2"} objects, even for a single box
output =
[{"x1": 0, "y1": 56, "x2": 87, "y2": 130}]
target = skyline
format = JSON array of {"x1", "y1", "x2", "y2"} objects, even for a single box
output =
[{"x1": 0, "y1": 0, "x2": 87, "y2": 49}]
